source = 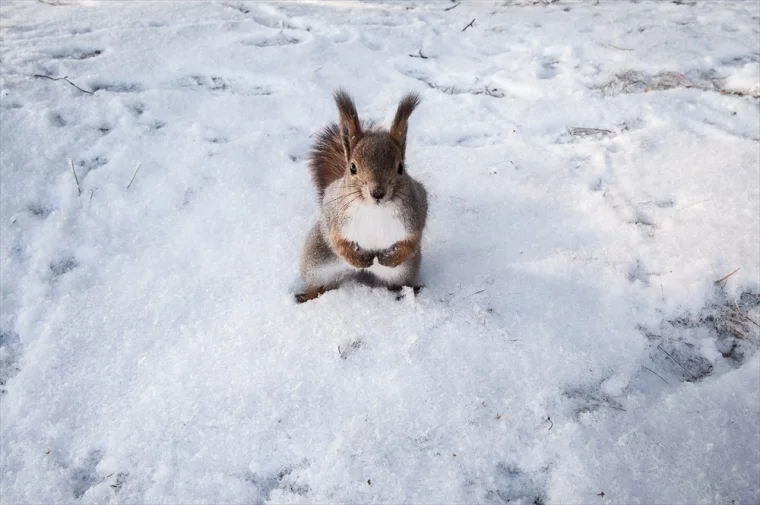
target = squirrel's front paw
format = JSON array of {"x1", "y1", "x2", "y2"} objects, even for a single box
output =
[
  {"x1": 347, "y1": 242, "x2": 375, "y2": 268},
  {"x1": 378, "y1": 244, "x2": 403, "y2": 267}
]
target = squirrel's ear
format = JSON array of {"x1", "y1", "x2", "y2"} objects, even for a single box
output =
[
  {"x1": 333, "y1": 89, "x2": 362, "y2": 162},
  {"x1": 389, "y1": 92, "x2": 421, "y2": 159}
]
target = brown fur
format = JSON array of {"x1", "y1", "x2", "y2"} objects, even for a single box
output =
[
  {"x1": 308, "y1": 123, "x2": 346, "y2": 198},
  {"x1": 377, "y1": 232, "x2": 420, "y2": 268},
  {"x1": 389, "y1": 93, "x2": 421, "y2": 158},
  {"x1": 295, "y1": 285, "x2": 330, "y2": 303},
  {"x1": 297, "y1": 89, "x2": 427, "y2": 303},
  {"x1": 330, "y1": 229, "x2": 375, "y2": 268},
  {"x1": 308, "y1": 89, "x2": 419, "y2": 199}
]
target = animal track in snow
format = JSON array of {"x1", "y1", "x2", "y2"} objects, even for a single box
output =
[
  {"x1": 536, "y1": 58, "x2": 558, "y2": 79},
  {"x1": 1, "y1": 99, "x2": 23, "y2": 110},
  {"x1": 242, "y1": 35, "x2": 301, "y2": 48},
  {"x1": 640, "y1": 290, "x2": 759, "y2": 384},
  {"x1": 27, "y1": 202, "x2": 53, "y2": 218},
  {"x1": 176, "y1": 75, "x2": 273, "y2": 96},
  {"x1": 48, "y1": 111, "x2": 67, "y2": 127},
  {"x1": 90, "y1": 81, "x2": 143, "y2": 93},
  {"x1": 71, "y1": 449, "x2": 104, "y2": 499},
  {"x1": 562, "y1": 383, "x2": 626, "y2": 419},
  {"x1": 338, "y1": 338, "x2": 364, "y2": 360},
  {"x1": 484, "y1": 462, "x2": 548, "y2": 505},
  {"x1": 77, "y1": 156, "x2": 108, "y2": 177},
  {"x1": 360, "y1": 36, "x2": 382, "y2": 51},
  {"x1": 246, "y1": 462, "x2": 310, "y2": 501},
  {"x1": 50, "y1": 257, "x2": 78, "y2": 279},
  {"x1": 0, "y1": 329, "x2": 22, "y2": 396},
  {"x1": 51, "y1": 47, "x2": 103, "y2": 60},
  {"x1": 397, "y1": 67, "x2": 505, "y2": 98},
  {"x1": 649, "y1": 337, "x2": 714, "y2": 383},
  {"x1": 598, "y1": 69, "x2": 760, "y2": 99},
  {"x1": 127, "y1": 101, "x2": 145, "y2": 116}
]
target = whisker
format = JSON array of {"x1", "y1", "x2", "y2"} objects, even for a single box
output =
[
  {"x1": 337, "y1": 194, "x2": 362, "y2": 215},
  {"x1": 323, "y1": 190, "x2": 360, "y2": 207}
]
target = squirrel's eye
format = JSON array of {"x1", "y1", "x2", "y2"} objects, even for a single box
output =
[
  {"x1": 350, "y1": 163, "x2": 357, "y2": 175},
  {"x1": 397, "y1": 163, "x2": 404, "y2": 175}
]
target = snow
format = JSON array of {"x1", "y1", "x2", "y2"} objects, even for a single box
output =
[{"x1": 1, "y1": 0, "x2": 758, "y2": 503}]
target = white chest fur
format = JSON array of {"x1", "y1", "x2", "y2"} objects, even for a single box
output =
[{"x1": 342, "y1": 201, "x2": 408, "y2": 251}]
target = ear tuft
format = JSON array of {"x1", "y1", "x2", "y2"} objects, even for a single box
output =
[
  {"x1": 333, "y1": 88, "x2": 362, "y2": 162},
  {"x1": 389, "y1": 92, "x2": 421, "y2": 158}
]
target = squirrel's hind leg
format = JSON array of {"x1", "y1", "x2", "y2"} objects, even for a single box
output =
[
  {"x1": 295, "y1": 285, "x2": 332, "y2": 303},
  {"x1": 297, "y1": 223, "x2": 350, "y2": 303},
  {"x1": 378, "y1": 253, "x2": 423, "y2": 299}
]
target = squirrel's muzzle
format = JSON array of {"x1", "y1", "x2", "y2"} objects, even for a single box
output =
[{"x1": 370, "y1": 187, "x2": 386, "y2": 202}]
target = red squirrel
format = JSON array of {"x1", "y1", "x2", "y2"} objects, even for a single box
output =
[{"x1": 296, "y1": 89, "x2": 428, "y2": 303}]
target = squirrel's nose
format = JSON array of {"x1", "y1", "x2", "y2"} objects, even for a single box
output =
[{"x1": 371, "y1": 187, "x2": 386, "y2": 201}]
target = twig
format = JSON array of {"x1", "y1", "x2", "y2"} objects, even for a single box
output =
[
  {"x1": 126, "y1": 162, "x2": 142, "y2": 189},
  {"x1": 461, "y1": 18, "x2": 475, "y2": 32},
  {"x1": 604, "y1": 43, "x2": 634, "y2": 51},
  {"x1": 657, "y1": 345, "x2": 696, "y2": 380},
  {"x1": 444, "y1": 2, "x2": 460, "y2": 11},
  {"x1": 547, "y1": 416, "x2": 553, "y2": 431},
  {"x1": 641, "y1": 365, "x2": 670, "y2": 385},
  {"x1": 69, "y1": 159, "x2": 82, "y2": 196},
  {"x1": 714, "y1": 267, "x2": 740, "y2": 286},
  {"x1": 574, "y1": 155, "x2": 592, "y2": 169},
  {"x1": 745, "y1": 315, "x2": 760, "y2": 329},
  {"x1": 596, "y1": 403, "x2": 627, "y2": 412},
  {"x1": 33, "y1": 74, "x2": 93, "y2": 95},
  {"x1": 676, "y1": 198, "x2": 711, "y2": 212},
  {"x1": 409, "y1": 49, "x2": 429, "y2": 59}
]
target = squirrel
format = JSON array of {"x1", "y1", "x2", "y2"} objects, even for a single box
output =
[{"x1": 295, "y1": 89, "x2": 428, "y2": 303}]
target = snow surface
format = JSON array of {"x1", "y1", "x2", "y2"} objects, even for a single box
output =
[{"x1": 1, "y1": 0, "x2": 759, "y2": 503}]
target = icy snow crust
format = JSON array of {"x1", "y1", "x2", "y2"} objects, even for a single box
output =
[{"x1": 1, "y1": 0, "x2": 759, "y2": 503}]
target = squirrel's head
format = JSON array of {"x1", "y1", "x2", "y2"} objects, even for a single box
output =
[{"x1": 333, "y1": 89, "x2": 420, "y2": 205}]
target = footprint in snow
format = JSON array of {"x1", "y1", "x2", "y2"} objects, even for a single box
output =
[
  {"x1": 71, "y1": 449, "x2": 104, "y2": 499},
  {"x1": 89, "y1": 81, "x2": 143, "y2": 93},
  {"x1": 242, "y1": 35, "x2": 302, "y2": 47},
  {"x1": 50, "y1": 47, "x2": 103, "y2": 60}
]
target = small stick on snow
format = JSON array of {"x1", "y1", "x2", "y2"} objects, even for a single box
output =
[
  {"x1": 713, "y1": 267, "x2": 740, "y2": 286},
  {"x1": 676, "y1": 198, "x2": 712, "y2": 212},
  {"x1": 547, "y1": 416, "x2": 553, "y2": 431},
  {"x1": 575, "y1": 155, "x2": 592, "y2": 169},
  {"x1": 444, "y1": 2, "x2": 460, "y2": 11},
  {"x1": 461, "y1": 18, "x2": 475, "y2": 32},
  {"x1": 126, "y1": 162, "x2": 142, "y2": 189},
  {"x1": 69, "y1": 159, "x2": 82, "y2": 196},
  {"x1": 604, "y1": 43, "x2": 634, "y2": 51},
  {"x1": 409, "y1": 49, "x2": 429, "y2": 59},
  {"x1": 33, "y1": 74, "x2": 93, "y2": 95},
  {"x1": 657, "y1": 345, "x2": 696, "y2": 380},
  {"x1": 641, "y1": 365, "x2": 669, "y2": 385}
]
